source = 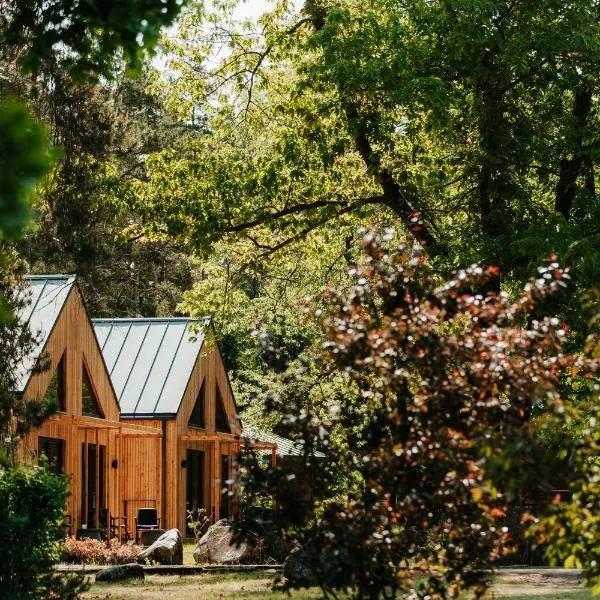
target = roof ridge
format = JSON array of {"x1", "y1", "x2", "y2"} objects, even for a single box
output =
[
  {"x1": 24, "y1": 274, "x2": 75, "y2": 279},
  {"x1": 92, "y1": 317, "x2": 201, "y2": 323}
]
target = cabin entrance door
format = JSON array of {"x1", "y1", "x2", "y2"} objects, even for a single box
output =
[
  {"x1": 185, "y1": 449, "x2": 205, "y2": 535},
  {"x1": 81, "y1": 443, "x2": 106, "y2": 529}
]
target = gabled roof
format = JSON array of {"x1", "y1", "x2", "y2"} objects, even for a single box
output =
[
  {"x1": 242, "y1": 424, "x2": 326, "y2": 458},
  {"x1": 92, "y1": 318, "x2": 206, "y2": 417},
  {"x1": 15, "y1": 275, "x2": 76, "y2": 392}
]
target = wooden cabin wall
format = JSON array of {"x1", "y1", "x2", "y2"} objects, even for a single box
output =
[
  {"x1": 118, "y1": 419, "x2": 162, "y2": 536},
  {"x1": 20, "y1": 287, "x2": 122, "y2": 531},
  {"x1": 169, "y1": 346, "x2": 241, "y2": 532}
]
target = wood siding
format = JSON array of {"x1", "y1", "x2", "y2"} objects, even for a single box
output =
[
  {"x1": 20, "y1": 286, "x2": 122, "y2": 531},
  {"x1": 20, "y1": 287, "x2": 242, "y2": 538}
]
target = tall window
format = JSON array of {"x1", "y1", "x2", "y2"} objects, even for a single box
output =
[
  {"x1": 82, "y1": 364, "x2": 104, "y2": 418},
  {"x1": 44, "y1": 354, "x2": 66, "y2": 412},
  {"x1": 188, "y1": 381, "x2": 205, "y2": 429},
  {"x1": 215, "y1": 387, "x2": 231, "y2": 433}
]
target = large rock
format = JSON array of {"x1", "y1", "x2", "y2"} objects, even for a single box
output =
[
  {"x1": 137, "y1": 528, "x2": 183, "y2": 565},
  {"x1": 95, "y1": 563, "x2": 144, "y2": 582},
  {"x1": 193, "y1": 519, "x2": 251, "y2": 564}
]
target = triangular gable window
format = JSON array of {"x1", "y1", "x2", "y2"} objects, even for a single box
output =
[
  {"x1": 215, "y1": 386, "x2": 231, "y2": 433},
  {"x1": 82, "y1": 363, "x2": 104, "y2": 418},
  {"x1": 44, "y1": 354, "x2": 66, "y2": 412},
  {"x1": 188, "y1": 381, "x2": 206, "y2": 429}
]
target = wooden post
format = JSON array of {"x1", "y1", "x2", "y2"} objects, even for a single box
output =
[
  {"x1": 118, "y1": 427, "x2": 122, "y2": 542},
  {"x1": 83, "y1": 430, "x2": 88, "y2": 528},
  {"x1": 106, "y1": 429, "x2": 111, "y2": 542},
  {"x1": 95, "y1": 427, "x2": 100, "y2": 530},
  {"x1": 213, "y1": 439, "x2": 220, "y2": 521},
  {"x1": 271, "y1": 445, "x2": 277, "y2": 510}
]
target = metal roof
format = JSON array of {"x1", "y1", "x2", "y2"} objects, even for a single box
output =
[
  {"x1": 242, "y1": 424, "x2": 326, "y2": 458},
  {"x1": 15, "y1": 275, "x2": 76, "y2": 392},
  {"x1": 92, "y1": 318, "x2": 207, "y2": 416}
]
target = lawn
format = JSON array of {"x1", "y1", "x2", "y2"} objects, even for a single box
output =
[{"x1": 84, "y1": 572, "x2": 593, "y2": 599}]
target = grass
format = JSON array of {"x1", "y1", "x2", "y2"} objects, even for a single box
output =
[
  {"x1": 182, "y1": 542, "x2": 196, "y2": 566},
  {"x1": 84, "y1": 572, "x2": 594, "y2": 599}
]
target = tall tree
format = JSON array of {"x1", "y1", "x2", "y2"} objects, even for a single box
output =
[{"x1": 137, "y1": 0, "x2": 600, "y2": 311}]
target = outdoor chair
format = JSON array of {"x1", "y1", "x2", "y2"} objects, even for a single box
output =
[
  {"x1": 135, "y1": 508, "x2": 160, "y2": 543},
  {"x1": 99, "y1": 508, "x2": 133, "y2": 541},
  {"x1": 62, "y1": 514, "x2": 72, "y2": 538}
]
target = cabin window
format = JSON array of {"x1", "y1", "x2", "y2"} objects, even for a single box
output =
[
  {"x1": 215, "y1": 387, "x2": 231, "y2": 433},
  {"x1": 38, "y1": 436, "x2": 64, "y2": 474},
  {"x1": 82, "y1": 364, "x2": 104, "y2": 418},
  {"x1": 44, "y1": 354, "x2": 66, "y2": 412},
  {"x1": 188, "y1": 381, "x2": 205, "y2": 429}
]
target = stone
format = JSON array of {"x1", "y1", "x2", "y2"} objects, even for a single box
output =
[
  {"x1": 95, "y1": 563, "x2": 144, "y2": 582},
  {"x1": 193, "y1": 519, "x2": 251, "y2": 564},
  {"x1": 137, "y1": 528, "x2": 183, "y2": 565}
]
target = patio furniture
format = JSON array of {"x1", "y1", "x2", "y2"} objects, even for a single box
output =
[
  {"x1": 99, "y1": 508, "x2": 133, "y2": 541},
  {"x1": 62, "y1": 514, "x2": 72, "y2": 538},
  {"x1": 135, "y1": 508, "x2": 160, "y2": 543}
]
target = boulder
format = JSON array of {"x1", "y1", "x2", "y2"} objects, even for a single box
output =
[
  {"x1": 193, "y1": 519, "x2": 251, "y2": 564},
  {"x1": 137, "y1": 528, "x2": 183, "y2": 565},
  {"x1": 95, "y1": 563, "x2": 144, "y2": 582}
]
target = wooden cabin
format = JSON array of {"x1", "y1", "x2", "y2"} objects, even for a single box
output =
[
  {"x1": 16, "y1": 276, "x2": 160, "y2": 536},
  {"x1": 92, "y1": 318, "x2": 255, "y2": 534},
  {"x1": 16, "y1": 275, "x2": 276, "y2": 540}
]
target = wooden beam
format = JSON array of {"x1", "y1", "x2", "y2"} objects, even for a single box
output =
[
  {"x1": 213, "y1": 439, "x2": 220, "y2": 521},
  {"x1": 107, "y1": 429, "x2": 111, "y2": 542},
  {"x1": 83, "y1": 431, "x2": 88, "y2": 527},
  {"x1": 180, "y1": 433, "x2": 241, "y2": 442}
]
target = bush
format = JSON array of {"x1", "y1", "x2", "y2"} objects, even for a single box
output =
[
  {"x1": 0, "y1": 464, "x2": 87, "y2": 599},
  {"x1": 61, "y1": 537, "x2": 141, "y2": 565}
]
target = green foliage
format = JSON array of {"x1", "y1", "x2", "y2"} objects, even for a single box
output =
[
  {"x1": 1, "y1": 0, "x2": 187, "y2": 78},
  {"x1": 0, "y1": 99, "x2": 54, "y2": 245},
  {"x1": 0, "y1": 464, "x2": 87, "y2": 599},
  {"x1": 0, "y1": 253, "x2": 56, "y2": 459},
  {"x1": 242, "y1": 230, "x2": 598, "y2": 599},
  {"x1": 137, "y1": 0, "x2": 600, "y2": 336}
]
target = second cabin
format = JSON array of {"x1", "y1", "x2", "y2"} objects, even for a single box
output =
[{"x1": 93, "y1": 318, "x2": 243, "y2": 534}]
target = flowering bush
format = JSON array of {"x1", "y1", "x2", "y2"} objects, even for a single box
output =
[
  {"x1": 245, "y1": 229, "x2": 599, "y2": 599},
  {"x1": 61, "y1": 537, "x2": 141, "y2": 565}
]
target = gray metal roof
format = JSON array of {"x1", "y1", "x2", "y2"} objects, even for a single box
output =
[
  {"x1": 92, "y1": 318, "x2": 206, "y2": 416},
  {"x1": 15, "y1": 275, "x2": 76, "y2": 392},
  {"x1": 242, "y1": 424, "x2": 326, "y2": 458}
]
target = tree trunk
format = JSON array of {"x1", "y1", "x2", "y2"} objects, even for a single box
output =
[{"x1": 555, "y1": 86, "x2": 593, "y2": 220}]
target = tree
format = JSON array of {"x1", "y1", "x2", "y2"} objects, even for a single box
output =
[
  {"x1": 7, "y1": 64, "x2": 199, "y2": 317},
  {"x1": 243, "y1": 229, "x2": 598, "y2": 599},
  {"x1": 137, "y1": 0, "x2": 600, "y2": 315},
  {"x1": 0, "y1": 0, "x2": 188, "y2": 319}
]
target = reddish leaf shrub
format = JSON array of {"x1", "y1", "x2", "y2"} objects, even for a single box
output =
[
  {"x1": 254, "y1": 230, "x2": 598, "y2": 599},
  {"x1": 61, "y1": 537, "x2": 141, "y2": 565}
]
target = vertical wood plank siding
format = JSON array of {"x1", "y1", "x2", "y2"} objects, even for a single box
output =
[{"x1": 20, "y1": 286, "x2": 241, "y2": 537}]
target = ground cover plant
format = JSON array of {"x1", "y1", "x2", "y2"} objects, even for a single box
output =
[
  {"x1": 61, "y1": 537, "x2": 142, "y2": 566},
  {"x1": 245, "y1": 229, "x2": 599, "y2": 599}
]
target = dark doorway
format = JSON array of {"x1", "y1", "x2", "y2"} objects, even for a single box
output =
[
  {"x1": 185, "y1": 449, "x2": 205, "y2": 535},
  {"x1": 38, "y1": 436, "x2": 65, "y2": 474},
  {"x1": 220, "y1": 454, "x2": 230, "y2": 520},
  {"x1": 81, "y1": 443, "x2": 106, "y2": 528}
]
